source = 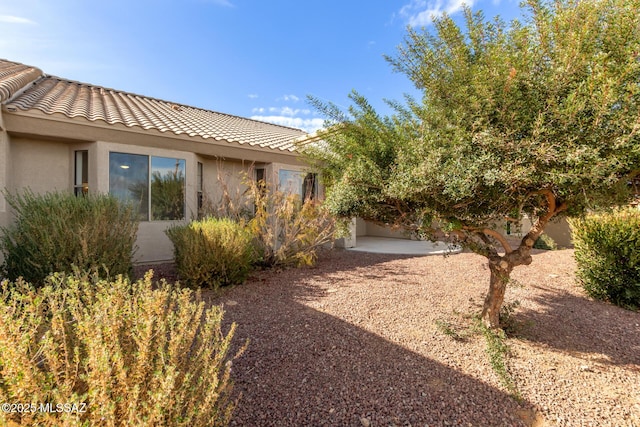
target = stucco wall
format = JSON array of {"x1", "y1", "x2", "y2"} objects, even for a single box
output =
[
  {"x1": 519, "y1": 215, "x2": 572, "y2": 248},
  {"x1": 365, "y1": 221, "x2": 410, "y2": 239},
  {"x1": 198, "y1": 157, "x2": 255, "y2": 216},
  {"x1": 0, "y1": 134, "x2": 308, "y2": 264},
  {"x1": 9, "y1": 136, "x2": 70, "y2": 194}
]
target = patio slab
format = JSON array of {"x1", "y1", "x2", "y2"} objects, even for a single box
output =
[{"x1": 346, "y1": 236, "x2": 462, "y2": 255}]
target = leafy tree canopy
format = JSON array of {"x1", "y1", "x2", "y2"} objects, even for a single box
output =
[{"x1": 305, "y1": 0, "x2": 640, "y2": 328}]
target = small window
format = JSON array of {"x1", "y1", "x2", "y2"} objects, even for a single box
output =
[
  {"x1": 197, "y1": 161, "x2": 204, "y2": 215},
  {"x1": 74, "y1": 150, "x2": 88, "y2": 196}
]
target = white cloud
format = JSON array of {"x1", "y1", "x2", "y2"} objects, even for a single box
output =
[
  {"x1": 248, "y1": 93, "x2": 258, "y2": 99},
  {"x1": 250, "y1": 115, "x2": 325, "y2": 133},
  {"x1": 0, "y1": 15, "x2": 36, "y2": 25},
  {"x1": 399, "y1": 0, "x2": 473, "y2": 26},
  {"x1": 279, "y1": 94, "x2": 300, "y2": 102},
  {"x1": 260, "y1": 106, "x2": 312, "y2": 117}
]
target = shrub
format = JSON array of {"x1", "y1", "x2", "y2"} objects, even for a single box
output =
[
  {"x1": 0, "y1": 272, "x2": 239, "y2": 427},
  {"x1": 533, "y1": 233, "x2": 557, "y2": 250},
  {"x1": 200, "y1": 169, "x2": 336, "y2": 268},
  {"x1": 247, "y1": 186, "x2": 336, "y2": 267},
  {"x1": 570, "y1": 208, "x2": 640, "y2": 310},
  {"x1": 0, "y1": 190, "x2": 138, "y2": 284},
  {"x1": 166, "y1": 217, "x2": 254, "y2": 288}
]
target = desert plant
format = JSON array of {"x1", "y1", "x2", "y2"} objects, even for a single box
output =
[
  {"x1": 201, "y1": 168, "x2": 336, "y2": 268},
  {"x1": 570, "y1": 209, "x2": 640, "y2": 310},
  {"x1": 0, "y1": 272, "x2": 240, "y2": 427},
  {"x1": 533, "y1": 234, "x2": 557, "y2": 250},
  {"x1": 478, "y1": 322, "x2": 520, "y2": 399},
  {"x1": 246, "y1": 181, "x2": 336, "y2": 267},
  {"x1": 306, "y1": 0, "x2": 640, "y2": 329},
  {"x1": 166, "y1": 217, "x2": 254, "y2": 288},
  {"x1": 0, "y1": 190, "x2": 138, "y2": 284}
]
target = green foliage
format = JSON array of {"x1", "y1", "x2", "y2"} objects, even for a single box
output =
[
  {"x1": 477, "y1": 321, "x2": 520, "y2": 399},
  {"x1": 570, "y1": 208, "x2": 640, "y2": 310},
  {"x1": 306, "y1": 0, "x2": 640, "y2": 236},
  {"x1": 0, "y1": 272, "x2": 238, "y2": 427},
  {"x1": 0, "y1": 190, "x2": 138, "y2": 284},
  {"x1": 533, "y1": 234, "x2": 557, "y2": 250},
  {"x1": 166, "y1": 217, "x2": 255, "y2": 288},
  {"x1": 151, "y1": 169, "x2": 185, "y2": 220}
]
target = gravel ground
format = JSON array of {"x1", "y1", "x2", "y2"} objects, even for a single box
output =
[{"x1": 136, "y1": 248, "x2": 640, "y2": 427}]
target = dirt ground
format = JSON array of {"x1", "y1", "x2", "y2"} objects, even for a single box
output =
[{"x1": 136, "y1": 248, "x2": 640, "y2": 426}]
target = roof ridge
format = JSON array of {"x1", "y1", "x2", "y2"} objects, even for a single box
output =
[
  {"x1": 41, "y1": 74, "x2": 306, "y2": 133},
  {"x1": 0, "y1": 58, "x2": 44, "y2": 104}
]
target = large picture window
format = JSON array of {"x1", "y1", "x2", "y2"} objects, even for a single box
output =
[{"x1": 109, "y1": 153, "x2": 185, "y2": 221}]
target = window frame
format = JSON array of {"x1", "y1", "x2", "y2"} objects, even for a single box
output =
[
  {"x1": 108, "y1": 152, "x2": 186, "y2": 221},
  {"x1": 74, "y1": 150, "x2": 89, "y2": 196}
]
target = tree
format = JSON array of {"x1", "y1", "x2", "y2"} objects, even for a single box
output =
[{"x1": 305, "y1": 0, "x2": 640, "y2": 328}]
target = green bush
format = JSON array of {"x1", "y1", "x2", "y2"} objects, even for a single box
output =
[
  {"x1": 570, "y1": 208, "x2": 640, "y2": 310},
  {"x1": 166, "y1": 217, "x2": 254, "y2": 288},
  {"x1": 533, "y1": 233, "x2": 557, "y2": 250},
  {"x1": 0, "y1": 272, "x2": 239, "y2": 427},
  {"x1": 0, "y1": 191, "x2": 138, "y2": 284}
]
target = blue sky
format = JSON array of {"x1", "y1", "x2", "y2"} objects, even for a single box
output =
[{"x1": 1, "y1": 0, "x2": 522, "y2": 133}]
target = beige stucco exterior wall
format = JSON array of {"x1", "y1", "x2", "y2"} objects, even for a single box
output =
[
  {"x1": 198, "y1": 157, "x2": 256, "y2": 216},
  {"x1": 0, "y1": 115, "x2": 308, "y2": 264},
  {"x1": 541, "y1": 217, "x2": 573, "y2": 247},
  {"x1": 365, "y1": 222, "x2": 411, "y2": 239},
  {"x1": 356, "y1": 218, "x2": 367, "y2": 237},
  {"x1": 9, "y1": 136, "x2": 71, "y2": 195},
  {"x1": 519, "y1": 215, "x2": 573, "y2": 248},
  {"x1": 95, "y1": 141, "x2": 197, "y2": 263}
]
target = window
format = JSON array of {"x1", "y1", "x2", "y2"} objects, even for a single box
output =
[
  {"x1": 197, "y1": 161, "x2": 203, "y2": 215},
  {"x1": 255, "y1": 167, "x2": 265, "y2": 183},
  {"x1": 74, "y1": 150, "x2": 88, "y2": 196},
  {"x1": 151, "y1": 157, "x2": 186, "y2": 220},
  {"x1": 109, "y1": 153, "x2": 185, "y2": 221},
  {"x1": 109, "y1": 153, "x2": 149, "y2": 219},
  {"x1": 278, "y1": 169, "x2": 317, "y2": 200}
]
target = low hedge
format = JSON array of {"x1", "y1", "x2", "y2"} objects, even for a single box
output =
[
  {"x1": 0, "y1": 190, "x2": 138, "y2": 284},
  {"x1": 570, "y1": 208, "x2": 640, "y2": 310},
  {"x1": 166, "y1": 217, "x2": 255, "y2": 288}
]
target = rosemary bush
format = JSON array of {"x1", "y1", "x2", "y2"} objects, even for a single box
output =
[
  {"x1": 166, "y1": 217, "x2": 255, "y2": 288},
  {"x1": 0, "y1": 272, "x2": 239, "y2": 427},
  {"x1": 0, "y1": 190, "x2": 138, "y2": 284}
]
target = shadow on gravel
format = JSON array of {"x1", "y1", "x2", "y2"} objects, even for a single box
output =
[
  {"x1": 513, "y1": 284, "x2": 640, "y2": 368},
  {"x1": 205, "y1": 250, "x2": 535, "y2": 427}
]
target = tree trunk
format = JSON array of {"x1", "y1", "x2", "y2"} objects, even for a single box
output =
[{"x1": 481, "y1": 261, "x2": 512, "y2": 329}]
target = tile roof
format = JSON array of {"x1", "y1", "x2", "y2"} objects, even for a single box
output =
[
  {"x1": 0, "y1": 59, "x2": 43, "y2": 103},
  {"x1": 0, "y1": 59, "x2": 307, "y2": 152}
]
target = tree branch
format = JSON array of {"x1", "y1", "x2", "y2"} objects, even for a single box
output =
[{"x1": 482, "y1": 228, "x2": 513, "y2": 254}]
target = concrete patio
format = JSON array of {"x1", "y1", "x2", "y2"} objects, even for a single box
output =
[{"x1": 346, "y1": 236, "x2": 462, "y2": 255}]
